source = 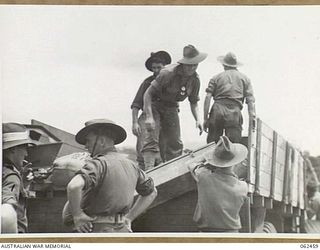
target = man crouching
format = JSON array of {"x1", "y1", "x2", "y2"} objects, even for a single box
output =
[
  {"x1": 64, "y1": 119, "x2": 157, "y2": 233},
  {"x1": 188, "y1": 136, "x2": 248, "y2": 232}
]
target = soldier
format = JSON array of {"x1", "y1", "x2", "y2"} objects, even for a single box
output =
[
  {"x1": 143, "y1": 45, "x2": 207, "y2": 169},
  {"x1": 2, "y1": 123, "x2": 36, "y2": 233},
  {"x1": 131, "y1": 51, "x2": 171, "y2": 170},
  {"x1": 306, "y1": 181, "x2": 320, "y2": 220},
  {"x1": 188, "y1": 136, "x2": 248, "y2": 232},
  {"x1": 64, "y1": 119, "x2": 157, "y2": 233},
  {"x1": 203, "y1": 52, "x2": 256, "y2": 143}
]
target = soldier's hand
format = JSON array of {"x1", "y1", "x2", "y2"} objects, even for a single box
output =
[
  {"x1": 132, "y1": 122, "x2": 141, "y2": 136},
  {"x1": 250, "y1": 114, "x2": 256, "y2": 131},
  {"x1": 203, "y1": 119, "x2": 209, "y2": 133},
  {"x1": 73, "y1": 211, "x2": 96, "y2": 233},
  {"x1": 124, "y1": 217, "x2": 133, "y2": 232},
  {"x1": 196, "y1": 121, "x2": 203, "y2": 135},
  {"x1": 145, "y1": 117, "x2": 156, "y2": 131},
  {"x1": 22, "y1": 168, "x2": 34, "y2": 189}
]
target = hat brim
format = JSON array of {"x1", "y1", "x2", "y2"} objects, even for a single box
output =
[
  {"x1": 75, "y1": 123, "x2": 127, "y2": 145},
  {"x1": 217, "y1": 56, "x2": 243, "y2": 68},
  {"x1": 204, "y1": 143, "x2": 248, "y2": 168},
  {"x1": 145, "y1": 51, "x2": 172, "y2": 72},
  {"x1": 178, "y1": 52, "x2": 208, "y2": 65},
  {"x1": 3, "y1": 139, "x2": 37, "y2": 150}
]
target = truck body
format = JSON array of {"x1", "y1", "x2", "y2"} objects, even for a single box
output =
[{"x1": 24, "y1": 118, "x2": 315, "y2": 233}]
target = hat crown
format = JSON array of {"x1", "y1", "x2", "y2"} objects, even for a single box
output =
[
  {"x1": 84, "y1": 119, "x2": 116, "y2": 127},
  {"x1": 213, "y1": 136, "x2": 236, "y2": 161},
  {"x1": 2, "y1": 122, "x2": 35, "y2": 150},
  {"x1": 223, "y1": 52, "x2": 238, "y2": 66},
  {"x1": 145, "y1": 50, "x2": 171, "y2": 71},
  {"x1": 183, "y1": 45, "x2": 199, "y2": 59}
]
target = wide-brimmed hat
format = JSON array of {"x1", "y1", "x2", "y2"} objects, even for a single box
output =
[
  {"x1": 75, "y1": 119, "x2": 127, "y2": 145},
  {"x1": 3, "y1": 123, "x2": 37, "y2": 150},
  {"x1": 217, "y1": 52, "x2": 243, "y2": 68},
  {"x1": 204, "y1": 136, "x2": 248, "y2": 168},
  {"x1": 145, "y1": 51, "x2": 172, "y2": 72},
  {"x1": 177, "y1": 45, "x2": 207, "y2": 65}
]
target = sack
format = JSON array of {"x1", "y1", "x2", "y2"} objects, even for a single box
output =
[{"x1": 51, "y1": 152, "x2": 91, "y2": 188}]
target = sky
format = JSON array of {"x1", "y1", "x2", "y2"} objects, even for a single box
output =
[{"x1": 1, "y1": 5, "x2": 320, "y2": 156}]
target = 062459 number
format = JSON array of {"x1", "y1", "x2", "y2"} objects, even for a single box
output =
[{"x1": 300, "y1": 244, "x2": 319, "y2": 248}]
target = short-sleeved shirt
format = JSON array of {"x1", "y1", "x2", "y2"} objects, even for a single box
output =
[
  {"x1": 193, "y1": 165, "x2": 248, "y2": 230},
  {"x1": 151, "y1": 64, "x2": 200, "y2": 107},
  {"x1": 309, "y1": 191, "x2": 320, "y2": 220},
  {"x1": 78, "y1": 150, "x2": 154, "y2": 215},
  {"x1": 131, "y1": 75, "x2": 155, "y2": 110},
  {"x1": 2, "y1": 164, "x2": 28, "y2": 233},
  {"x1": 206, "y1": 69, "x2": 255, "y2": 109}
]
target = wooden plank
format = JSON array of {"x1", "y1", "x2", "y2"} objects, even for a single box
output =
[
  {"x1": 265, "y1": 197, "x2": 273, "y2": 209},
  {"x1": 254, "y1": 118, "x2": 262, "y2": 195},
  {"x1": 274, "y1": 179, "x2": 285, "y2": 201},
  {"x1": 298, "y1": 153, "x2": 305, "y2": 209},
  {"x1": 291, "y1": 149, "x2": 299, "y2": 206},
  {"x1": 145, "y1": 142, "x2": 218, "y2": 208},
  {"x1": 270, "y1": 131, "x2": 278, "y2": 199},
  {"x1": 252, "y1": 195, "x2": 264, "y2": 208},
  {"x1": 247, "y1": 115, "x2": 257, "y2": 184},
  {"x1": 282, "y1": 143, "x2": 291, "y2": 204},
  {"x1": 260, "y1": 121, "x2": 274, "y2": 141},
  {"x1": 293, "y1": 207, "x2": 301, "y2": 216}
]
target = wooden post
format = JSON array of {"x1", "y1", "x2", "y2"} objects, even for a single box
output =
[
  {"x1": 270, "y1": 131, "x2": 278, "y2": 199},
  {"x1": 282, "y1": 142, "x2": 290, "y2": 204},
  {"x1": 254, "y1": 118, "x2": 262, "y2": 195}
]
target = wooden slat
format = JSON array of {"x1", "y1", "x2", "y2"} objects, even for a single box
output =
[
  {"x1": 270, "y1": 131, "x2": 278, "y2": 199},
  {"x1": 282, "y1": 143, "x2": 291, "y2": 204},
  {"x1": 247, "y1": 115, "x2": 257, "y2": 186},
  {"x1": 265, "y1": 197, "x2": 273, "y2": 209},
  {"x1": 254, "y1": 118, "x2": 262, "y2": 195},
  {"x1": 253, "y1": 195, "x2": 264, "y2": 208},
  {"x1": 273, "y1": 135, "x2": 286, "y2": 201},
  {"x1": 298, "y1": 152, "x2": 305, "y2": 209},
  {"x1": 291, "y1": 149, "x2": 299, "y2": 206}
]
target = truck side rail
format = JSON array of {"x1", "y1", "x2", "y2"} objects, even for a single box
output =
[{"x1": 247, "y1": 117, "x2": 306, "y2": 213}]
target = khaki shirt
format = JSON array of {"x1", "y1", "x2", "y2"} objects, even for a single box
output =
[
  {"x1": 2, "y1": 164, "x2": 28, "y2": 233},
  {"x1": 193, "y1": 166, "x2": 248, "y2": 230},
  {"x1": 206, "y1": 69, "x2": 255, "y2": 109},
  {"x1": 78, "y1": 151, "x2": 154, "y2": 216},
  {"x1": 151, "y1": 64, "x2": 200, "y2": 107}
]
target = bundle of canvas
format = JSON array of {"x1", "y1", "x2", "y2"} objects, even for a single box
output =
[{"x1": 50, "y1": 152, "x2": 91, "y2": 188}]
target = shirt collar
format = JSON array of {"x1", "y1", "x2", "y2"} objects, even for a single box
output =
[{"x1": 93, "y1": 146, "x2": 117, "y2": 157}]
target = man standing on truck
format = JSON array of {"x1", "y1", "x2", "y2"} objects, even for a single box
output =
[
  {"x1": 64, "y1": 119, "x2": 157, "y2": 233},
  {"x1": 143, "y1": 45, "x2": 207, "y2": 169},
  {"x1": 188, "y1": 135, "x2": 248, "y2": 232},
  {"x1": 131, "y1": 50, "x2": 171, "y2": 170},
  {"x1": 203, "y1": 52, "x2": 256, "y2": 143},
  {"x1": 2, "y1": 123, "x2": 36, "y2": 233}
]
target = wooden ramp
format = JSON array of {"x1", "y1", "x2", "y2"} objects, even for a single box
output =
[{"x1": 132, "y1": 142, "x2": 217, "y2": 232}]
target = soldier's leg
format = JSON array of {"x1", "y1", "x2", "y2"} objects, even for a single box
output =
[
  {"x1": 162, "y1": 107, "x2": 183, "y2": 161},
  {"x1": 159, "y1": 130, "x2": 166, "y2": 163},
  {"x1": 136, "y1": 115, "x2": 146, "y2": 170},
  {"x1": 141, "y1": 108, "x2": 162, "y2": 170},
  {"x1": 207, "y1": 104, "x2": 224, "y2": 143},
  {"x1": 225, "y1": 105, "x2": 243, "y2": 143},
  {"x1": 225, "y1": 126, "x2": 242, "y2": 143}
]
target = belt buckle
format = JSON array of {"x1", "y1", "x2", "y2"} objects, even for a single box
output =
[{"x1": 114, "y1": 214, "x2": 124, "y2": 224}]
